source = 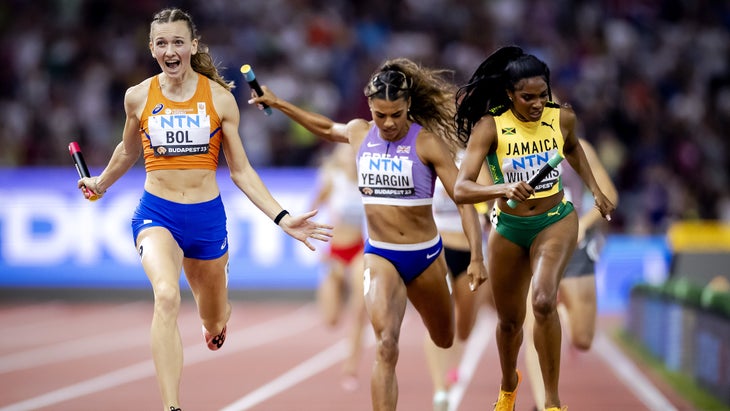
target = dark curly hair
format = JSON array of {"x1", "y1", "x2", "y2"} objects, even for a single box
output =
[{"x1": 364, "y1": 58, "x2": 460, "y2": 156}]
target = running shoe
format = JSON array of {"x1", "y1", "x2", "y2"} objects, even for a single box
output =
[
  {"x1": 202, "y1": 325, "x2": 226, "y2": 350},
  {"x1": 493, "y1": 369, "x2": 522, "y2": 411},
  {"x1": 433, "y1": 390, "x2": 448, "y2": 411}
]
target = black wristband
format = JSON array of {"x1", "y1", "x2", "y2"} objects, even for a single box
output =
[{"x1": 273, "y1": 209, "x2": 289, "y2": 225}]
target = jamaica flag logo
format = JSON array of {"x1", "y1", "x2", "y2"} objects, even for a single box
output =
[{"x1": 501, "y1": 127, "x2": 516, "y2": 135}]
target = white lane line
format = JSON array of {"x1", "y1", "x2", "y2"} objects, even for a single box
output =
[
  {"x1": 0, "y1": 302, "x2": 148, "y2": 347},
  {"x1": 219, "y1": 339, "x2": 351, "y2": 411},
  {"x1": 0, "y1": 309, "x2": 200, "y2": 374},
  {"x1": 449, "y1": 308, "x2": 496, "y2": 411},
  {"x1": 0, "y1": 303, "x2": 68, "y2": 324},
  {"x1": 593, "y1": 332, "x2": 678, "y2": 411},
  {"x1": 219, "y1": 310, "x2": 411, "y2": 411},
  {"x1": 0, "y1": 325, "x2": 149, "y2": 374},
  {"x1": 0, "y1": 305, "x2": 318, "y2": 411}
]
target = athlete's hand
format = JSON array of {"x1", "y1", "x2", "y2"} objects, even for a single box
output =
[
  {"x1": 592, "y1": 191, "x2": 615, "y2": 221},
  {"x1": 248, "y1": 85, "x2": 279, "y2": 113},
  {"x1": 503, "y1": 181, "x2": 534, "y2": 203},
  {"x1": 279, "y1": 209, "x2": 333, "y2": 251},
  {"x1": 467, "y1": 259, "x2": 488, "y2": 292},
  {"x1": 77, "y1": 176, "x2": 106, "y2": 200}
]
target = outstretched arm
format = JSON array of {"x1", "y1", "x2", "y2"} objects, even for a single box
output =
[
  {"x1": 217, "y1": 85, "x2": 332, "y2": 250},
  {"x1": 249, "y1": 85, "x2": 361, "y2": 144}
]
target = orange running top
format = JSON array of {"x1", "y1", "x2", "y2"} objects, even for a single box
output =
[{"x1": 139, "y1": 73, "x2": 222, "y2": 172}]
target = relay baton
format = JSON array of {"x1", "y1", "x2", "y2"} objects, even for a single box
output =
[
  {"x1": 68, "y1": 142, "x2": 99, "y2": 201},
  {"x1": 240, "y1": 64, "x2": 272, "y2": 116},
  {"x1": 507, "y1": 152, "x2": 564, "y2": 209}
]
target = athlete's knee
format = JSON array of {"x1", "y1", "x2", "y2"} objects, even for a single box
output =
[
  {"x1": 456, "y1": 323, "x2": 473, "y2": 341},
  {"x1": 426, "y1": 304, "x2": 454, "y2": 348},
  {"x1": 497, "y1": 315, "x2": 522, "y2": 336},
  {"x1": 571, "y1": 330, "x2": 594, "y2": 351},
  {"x1": 532, "y1": 291, "x2": 558, "y2": 319},
  {"x1": 152, "y1": 282, "x2": 181, "y2": 315},
  {"x1": 375, "y1": 332, "x2": 400, "y2": 366},
  {"x1": 429, "y1": 327, "x2": 454, "y2": 349}
]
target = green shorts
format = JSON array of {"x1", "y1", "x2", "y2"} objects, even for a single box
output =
[{"x1": 490, "y1": 200, "x2": 575, "y2": 248}]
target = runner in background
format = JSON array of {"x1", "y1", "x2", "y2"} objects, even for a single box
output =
[
  {"x1": 427, "y1": 151, "x2": 491, "y2": 411},
  {"x1": 310, "y1": 143, "x2": 368, "y2": 391}
]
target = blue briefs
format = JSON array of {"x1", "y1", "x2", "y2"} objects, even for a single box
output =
[
  {"x1": 131, "y1": 190, "x2": 228, "y2": 260},
  {"x1": 364, "y1": 235, "x2": 443, "y2": 284}
]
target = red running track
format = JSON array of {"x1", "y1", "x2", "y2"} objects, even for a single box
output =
[{"x1": 0, "y1": 299, "x2": 690, "y2": 411}]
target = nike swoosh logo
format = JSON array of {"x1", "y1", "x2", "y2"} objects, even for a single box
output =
[
  {"x1": 367, "y1": 142, "x2": 381, "y2": 148},
  {"x1": 426, "y1": 251, "x2": 439, "y2": 259}
]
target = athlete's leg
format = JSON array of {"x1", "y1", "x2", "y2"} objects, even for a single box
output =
[
  {"x1": 423, "y1": 320, "x2": 453, "y2": 411},
  {"x1": 406, "y1": 252, "x2": 454, "y2": 349},
  {"x1": 559, "y1": 275, "x2": 597, "y2": 350},
  {"x1": 408, "y1": 253, "x2": 453, "y2": 411},
  {"x1": 424, "y1": 265, "x2": 479, "y2": 410},
  {"x1": 488, "y1": 231, "x2": 531, "y2": 394},
  {"x1": 364, "y1": 254, "x2": 408, "y2": 411},
  {"x1": 453, "y1": 268, "x2": 482, "y2": 340},
  {"x1": 424, "y1": 333, "x2": 452, "y2": 411},
  {"x1": 524, "y1": 267, "x2": 595, "y2": 408},
  {"x1": 317, "y1": 255, "x2": 347, "y2": 327},
  {"x1": 523, "y1": 285, "x2": 546, "y2": 408},
  {"x1": 530, "y1": 212, "x2": 578, "y2": 409},
  {"x1": 342, "y1": 252, "x2": 366, "y2": 386},
  {"x1": 183, "y1": 253, "x2": 231, "y2": 344},
  {"x1": 136, "y1": 227, "x2": 184, "y2": 409}
]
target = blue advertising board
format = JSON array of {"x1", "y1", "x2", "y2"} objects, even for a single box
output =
[
  {"x1": 597, "y1": 234, "x2": 672, "y2": 312},
  {"x1": 0, "y1": 167, "x2": 324, "y2": 290}
]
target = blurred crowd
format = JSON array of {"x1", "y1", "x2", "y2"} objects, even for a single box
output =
[{"x1": 1, "y1": 0, "x2": 729, "y2": 233}]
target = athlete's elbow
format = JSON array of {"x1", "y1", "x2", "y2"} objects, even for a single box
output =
[{"x1": 453, "y1": 184, "x2": 469, "y2": 204}]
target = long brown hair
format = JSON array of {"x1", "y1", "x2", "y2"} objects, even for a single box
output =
[
  {"x1": 365, "y1": 58, "x2": 460, "y2": 156},
  {"x1": 150, "y1": 8, "x2": 234, "y2": 91}
]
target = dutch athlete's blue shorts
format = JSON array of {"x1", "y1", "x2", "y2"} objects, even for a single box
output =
[
  {"x1": 364, "y1": 236, "x2": 443, "y2": 284},
  {"x1": 131, "y1": 190, "x2": 228, "y2": 260}
]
